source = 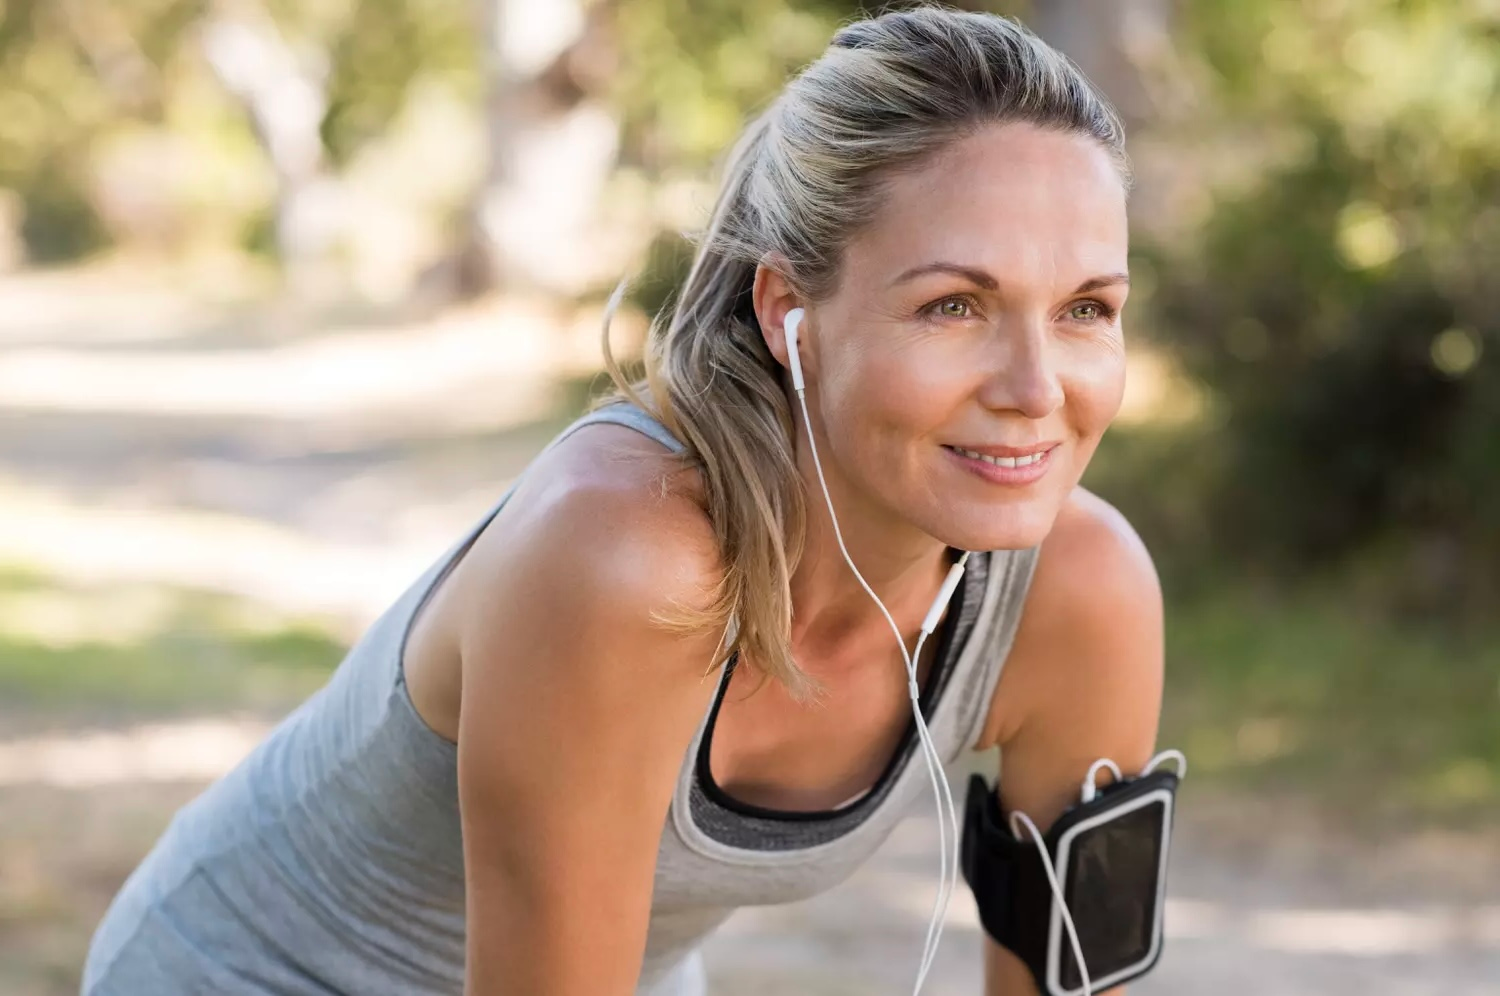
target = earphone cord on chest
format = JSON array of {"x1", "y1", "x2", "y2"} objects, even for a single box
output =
[{"x1": 790, "y1": 375, "x2": 968, "y2": 995}]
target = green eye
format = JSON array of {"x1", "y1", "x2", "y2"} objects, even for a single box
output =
[
  {"x1": 1069, "y1": 300, "x2": 1120, "y2": 323},
  {"x1": 936, "y1": 298, "x2": 972, "y2": 318}
]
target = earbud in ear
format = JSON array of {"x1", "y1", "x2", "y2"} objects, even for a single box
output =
[{"x1": 784, "y1": 307, "x2": 806, "y2": 392}]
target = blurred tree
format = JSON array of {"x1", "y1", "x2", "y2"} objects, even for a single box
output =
[
  {"x1": 209, "y1": 0, "x2": 478, "y2": 287},
  {"x1": 201, "y1": 0, "x2": 333, "y2": 287},
  {"x1": 0, "y1": 0, "x2": 478, "y2": 272},
  {"x1": 317, "y1": 0, "x2": 477, "y2": 169},
  {"x1": 443, "y1": 0, "x2": 622, "y2": 298},
  {"x1": 1028, "y1": 0, "x2": 1172, "y2": 131},
  {"x1": 0, "y1": 0, "x2": 205, "y2": 261},
  {"x1": 1143, "y1": 0, "x2": 1500, "y2": 613}
]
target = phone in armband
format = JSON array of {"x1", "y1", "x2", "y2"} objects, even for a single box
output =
[{"x1": 960, "y1": 750, "x2": 1186, "y2": 996}]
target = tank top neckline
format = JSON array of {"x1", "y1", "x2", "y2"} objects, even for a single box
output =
[{"x1": 693, "y1": 544, "x2": 978, "y2": 824}]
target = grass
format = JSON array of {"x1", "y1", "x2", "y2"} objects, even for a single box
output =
[
  {"x1": 1159, "y1": 579, "x2": 1500, "y2": 829},
  {"x1": 0, "y1": 565, "x2": 346, "y2": 725}
]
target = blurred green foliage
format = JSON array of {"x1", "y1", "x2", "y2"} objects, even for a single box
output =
[
  {"x1": 1136, "y1": 0, "x2": 1500, "y2": 613},
  {"x1": 318, "y1": 0, "x2": 477, "y2": 167},
  {"x1": 611, "y1": 0, "x2": 848, "y2": 170},
  {"x1": 0, "y1": 0, "x2": 206, "y2": 260},
  {"x1": 0, "y1": 0, "x2": 476, "y2": 259}
]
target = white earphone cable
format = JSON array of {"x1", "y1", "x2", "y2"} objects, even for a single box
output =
[
  {"x1": 908, "y1": 632, "x2": 951, "y2": 989},
  {"x1": 1081, "y1": 758, "x2": 1123, "y2": 804},
  {"x1": 791, "y1": 376, "x2": 964, "y2": 995},
  {"x1": 1010, "y1": 809, "x2": 1093, "y2": 996},
  {"x1": 1144, "y1": 748, "x2": 1187, "y2": 778},
  {"x1": 909, "y1": 628, "x2": 966, "y2": 991}
]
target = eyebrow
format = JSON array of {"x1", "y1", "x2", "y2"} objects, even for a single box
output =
[{"x1": 891, "y1": 262, "x2": 1130, "y2": 296}]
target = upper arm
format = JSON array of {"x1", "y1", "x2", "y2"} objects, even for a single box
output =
[
  {"x1": 453, "y1": 469, "x2": 726, "y2": 996},
  {"x1": 977, "y1": 488, "x2": 1165, "y2": 994},
  {"x1": 981, "y1": 487, "x2": 1164, "y2": 818}
]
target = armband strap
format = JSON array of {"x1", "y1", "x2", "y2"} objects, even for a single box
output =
[{"x1": 959, "y1": 773, "x2": 1054, "y2": 974}]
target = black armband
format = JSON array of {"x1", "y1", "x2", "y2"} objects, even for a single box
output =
[{"x1": 960, "y1": 767, "x2": 1180, "y2": 996}]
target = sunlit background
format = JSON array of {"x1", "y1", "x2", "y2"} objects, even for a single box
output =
[{"x1": 0, "y1": 1, "x2": 1496, "y2": 993}]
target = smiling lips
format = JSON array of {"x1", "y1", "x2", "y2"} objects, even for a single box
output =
[{"x1": 943, "y1": 442, "x2": 1059, "y2": 484}]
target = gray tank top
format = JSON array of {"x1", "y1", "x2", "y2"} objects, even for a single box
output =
[{"x1": 82, "y1": 401, "x2": 1040, "y2": 995}]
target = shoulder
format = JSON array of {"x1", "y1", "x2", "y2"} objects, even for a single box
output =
[
  {"x1": 482, "y1": 421, "x2": 718, "y2": 602},
  {"x1": 1026, "y1": 486, "x2": 1161, "y2": 637},
  {"x1": 976, "y1": 485, "x2": 1163, "y2": 754},
  {"x1": 450, "y1": 420, "x2": 727, "y2": 687}
]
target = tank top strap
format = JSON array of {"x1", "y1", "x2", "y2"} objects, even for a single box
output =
[
  {"x1": 469, "y1": 400, "x2": 686, "y2": 553},
  {"x1": 562, "y1": 400, "x2": 687, "y2": 455}
]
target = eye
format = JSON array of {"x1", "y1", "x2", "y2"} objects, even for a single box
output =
[
  {"x1": 1067, "y1": 300, "x2": 1116, "y2": 323},
  {"x1": 923, "y1": 295, "x2": 979, "y2": 320}
]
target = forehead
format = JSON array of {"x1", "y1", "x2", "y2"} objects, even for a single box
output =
[{"x1": 844, "y1": 122, "x2": 1128, "y2": 288}]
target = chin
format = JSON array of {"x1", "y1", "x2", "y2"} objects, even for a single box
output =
[{"x1": 929, "y1": 499, "x2": 1061, "y2": 553}]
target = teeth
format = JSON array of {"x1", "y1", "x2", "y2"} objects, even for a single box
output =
[{"x1": 951, "y1": 446, "x2": 1046, "y2": 468}]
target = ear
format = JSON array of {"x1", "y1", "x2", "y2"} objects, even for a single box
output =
[{"x1": 751, "y1": 253, "x2": 812, "y2": 386}]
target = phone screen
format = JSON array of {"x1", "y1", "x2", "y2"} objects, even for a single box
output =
[{"x1": 1058, "y1": 799, "x2": 1166, "y2": 991}]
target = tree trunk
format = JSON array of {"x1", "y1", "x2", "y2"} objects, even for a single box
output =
[
  {"x1": 201, "y1": 0, "x2": 337, "y2": 294},
  {"x1": 449, "y1": 0, "x2": 621, "y2": 300},
  {"x1": 1029, "y1": 0, "x2": 1173, "y2": 132},
  {"x1": 1029, "y1": 0, "x2": 1182, "y2": 234}
]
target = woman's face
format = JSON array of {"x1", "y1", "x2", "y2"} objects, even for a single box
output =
[{"x1": 796, "y1": 122, "x2": 1130, "y2": 552}]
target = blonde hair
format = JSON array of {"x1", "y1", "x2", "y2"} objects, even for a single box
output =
[{"x1": 597, "y1": 5, "x2": 1129, "y2": 698}]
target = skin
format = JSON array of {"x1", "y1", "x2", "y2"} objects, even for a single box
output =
[{"x1": 405, "y1": 120, "x2": 1164, "y2": 994}]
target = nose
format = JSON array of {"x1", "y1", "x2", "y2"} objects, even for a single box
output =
[{"x1": 975, "y1": 319, "x2": 1065, "y2": 419}]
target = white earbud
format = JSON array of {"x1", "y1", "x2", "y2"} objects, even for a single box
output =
[{"x1": 783, "y1": 306, "x2": 807, "y2": 391}]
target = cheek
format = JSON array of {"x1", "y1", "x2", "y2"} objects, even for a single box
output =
[
  {"x1": 817, "y1": 344, "x2": 952, "y2": 488},
  {"x1": 844, "y1": 327, "x2": 976, "y2": 418},
  {"x1": 1063, "y1": 342, "x2": 1128, "y2": 434},
  {"x1": 828, "y1": 343, "x2": 958, "y2": 448}
]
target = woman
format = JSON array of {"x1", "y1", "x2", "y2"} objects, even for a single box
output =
[{"x1": 83, "y1": 7, "x2": 1163, "y2": 995}]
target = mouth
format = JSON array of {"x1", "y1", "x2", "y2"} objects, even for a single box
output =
[
  {"x1": 942, "y1": 443, "x2": 1060, "y2": 484},
  {"x1": 944, "y1": 444, "x2": 1052, "y2": 468}
]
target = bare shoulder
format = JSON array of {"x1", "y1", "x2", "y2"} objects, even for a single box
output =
[
  {"x1": 976, "y1": 485, "x2": 1164, "y2": 758},
  {"x1": 454, "y1": 420, "x2": 725, "y2": 666},
  {"x1": 1036, "y1": 486, "x2": 1157, "y2": 584},
  {"x1": 404, "y1": 421, "x2": 724, "y2": 742}
]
